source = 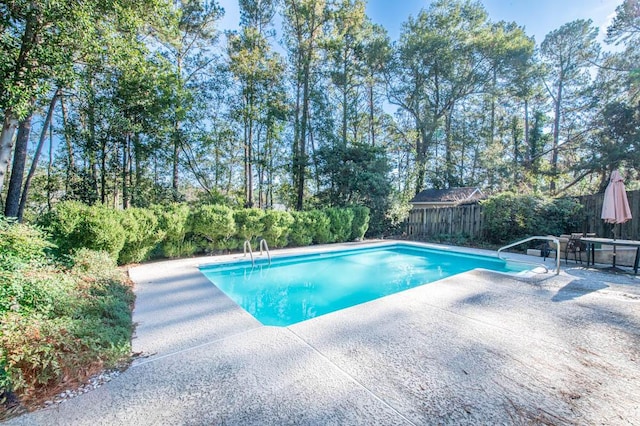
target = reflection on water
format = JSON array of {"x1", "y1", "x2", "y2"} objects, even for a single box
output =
[{"x1": 200, "y1": 245, "x2": 526, "y2": 326}]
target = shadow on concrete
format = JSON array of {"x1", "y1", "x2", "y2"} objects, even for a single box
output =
[{"x1": 551, "y1": 280, "x2": 609, "y2": 302}]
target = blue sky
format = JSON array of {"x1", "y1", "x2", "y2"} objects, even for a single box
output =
[
  {"x1": 217, "y1": 0, "x2": 623, "y2": 46},
  {"x1": 366, "y1": 0, "x2": 621, "y2": 44}
]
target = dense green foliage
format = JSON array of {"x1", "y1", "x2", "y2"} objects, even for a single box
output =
[
  {"x1": 325, "y1": 207, "x2": 355, "y2": 243},
  {"x1": 190, "y1": 204, "x2": 236, "y2": 252},
  {"x1": 119, "y1": 208, "x2": 164, "y2": 265},
  {"x1": 307, "y1": 210, "x2": 333, "y2": 244},
  {"x1": 288, "y1": 211, "x2": 315, "y2": 247},
  {"x1": 2, "y1": 0, "x2": 637, "y2": 236},
  {"x1": 232, "y1": 208, "x2": 266, "y2": 249},
  {"x1": 316, "y1": 143, "x2": 392, "y2": 237},
  {"x1": 482, "y1": 193, "x2": 584, "y2": 244},
  {"x1": 350, "y1": 206, "x2": 370, "y2": 241},
  {"x1": 153, "y1": 204, "x2": 193, "y2": 258},
  {"x1": 0, "y1": 219, "x2": 133, "y2": 405},
  {"x1": 261, "y1": 210, "x2": 294, "y2": 248},
  {"x1": 40, "y1": 201, "x2": 126, "y2": 260},
  {"x1": 36, "y1": 203, "x2": 372, "y2": 265}
]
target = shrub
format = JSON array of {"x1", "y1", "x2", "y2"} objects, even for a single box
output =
[
  {"x1": 40, "y1": 201, "x2": 125, "y2": 261},
  {"x1": 153, "y1": 203, "x2": 192, "y2": 258},
  {"x1": 350, "y1": 206, "x2": 370, "y2": 240},
  {"x1": 288, "y1": 211, "x2": 315, "y2": 246},
  {"x1": 160, "y1": 240, "x2": 198, "y2": 258},
  {"x1": 70, "y1": 249, "x2": 121, "y2": 282},
  {"x1": 0, "y1": 314, "x2": 100, "y2": 401},
  {"x1": 190, "y1": 204, "x2": 236, "y2": 252},
  {"x1": 0, "y1": 240, "x2": 133, "y2": 406},
  {"x1": 0, "y1": 267, "x2": 77, "y2": 318},
  {"x1": 307, "y1": 210, "x2": 332, "y2": 244},
  {"x1": 482, "y1": 193, "x2": 585, "y2": 244},
  {"x1": 325, "y1": 207, "x2": 355, "y2": 243},
  {"x1": 261, "y1": 210, "x2": 294, "y2": 248},
  {"x1": 0, "y1": 218, "x2": 53, "y2": 271},
  {"x1": 545, "y1": 197, "x2": 584, "y2": 236},
  {"x1": 482, "y1": 193, "x2": 544, "y2": 244},
  {"x1": 232, "y1": 208, "x2": 265, "y2": 248},
  {"x1": 118, "y1": 208, "x2": 164, "y2": 265}
]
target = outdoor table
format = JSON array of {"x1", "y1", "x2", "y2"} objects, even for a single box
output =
[{"x1": 580, "y1": 237, "x2": 640, "y2": 274}]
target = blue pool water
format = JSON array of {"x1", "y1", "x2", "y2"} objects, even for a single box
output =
[{"x1": 199, "y1": 244, "x2": 528, "y2": 326}]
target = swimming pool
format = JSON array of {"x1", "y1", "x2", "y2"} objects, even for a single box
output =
[{"x1": 199, "y1": 243, "x2": 529, "y2": 326}]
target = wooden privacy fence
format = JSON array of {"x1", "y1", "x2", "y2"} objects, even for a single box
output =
[
  {"x1": 576, "y1": 189, "x2": 640, "y2": 241},
  {"x1": 405, "y1": 189, "x2": 640, "y2": 241},
  {"x1": 405, "y1": 204, "x2": 484, "y2": 239}
]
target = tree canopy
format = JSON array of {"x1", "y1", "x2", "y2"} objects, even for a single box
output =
[{"x1": 0, "y1": 0, "x2": 638, "y2": 231}]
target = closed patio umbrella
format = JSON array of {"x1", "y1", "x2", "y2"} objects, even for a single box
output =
[{"x1": 601, "y1": 170, "x2": 632, "y2": 267}]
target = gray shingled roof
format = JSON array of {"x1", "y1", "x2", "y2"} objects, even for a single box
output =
[{"x1": 409, "y1": 187, "x2": 484, "y2": 203}]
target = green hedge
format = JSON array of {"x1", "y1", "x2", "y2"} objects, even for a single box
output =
[
  {"x1": 119, "y1": 208, "x2": 164, "y2": 264},
  {"x1": 308, "y1": 210, "x2": 332, "y2": 244},
  {"x1": 325, "y1": 207, "x2": 354, "y2": 243},
  {"x1": 39, "y1": 203, "x2": 371, "y2": 264},
  {"x1": 289, "y1": 211, "x2": 315, "y2": 246},
  {"x1": 350, "y1": 206, "x2": 370, "y2": 240},
  {"x1": 190, "y1": 204, "x2": 236, "y2": 252},
  {"x1": 40, "y1": 201, "x2": 126, "y2": 261},
  {"x1": 261, "y1": 210, "x2": 294, "y2": 248},
  {"x1": 232, "y1": 208, "x2": 265, "y2": 250},
  {"x1": 153, "y1": 203, "x2": 193, "y2": 258}
]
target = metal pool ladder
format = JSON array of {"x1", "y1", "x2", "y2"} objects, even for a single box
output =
[
  {"x1": 243, "y1": 239, "x2": 271, "y2": 266},
  {"x1": 243, "y1": 240, "x2": 254, "y2": 266},
  {"x1": 497, "y1": 236, "x2": 560, "y2": 275},
  {"x1": 259, "y1": 238, "x2": 271, "y2": 265}
]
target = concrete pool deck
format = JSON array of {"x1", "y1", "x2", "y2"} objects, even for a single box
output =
[{"x1": 5, "y1": 241, "x2": 640, "y2": 425}]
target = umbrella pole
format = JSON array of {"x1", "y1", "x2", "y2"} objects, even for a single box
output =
[{"x1": 613, "y1": 224, "x2": 617, "y2": 268}]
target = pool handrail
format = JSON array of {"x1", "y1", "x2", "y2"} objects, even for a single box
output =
[
  {"x1": 243, "y1": 240, "x2": 254, "y2": 266},
  {"x1": 497, "y1": 236, "x2": 560, "y2": 275},
  {"x1": 259, "y1": 238, "x2": 271, "y2": 265}
]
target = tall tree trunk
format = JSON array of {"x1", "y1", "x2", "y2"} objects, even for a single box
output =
[
  {"x1": 550, "y1": 81, "x2": 563, "y2": 194},
  {"x1": 368, "y1": 82, "x2": 375, "y2": 146},
  {"x1": 296, "y1": 56, "x2": 312, "y2": 210},
  {"x1": 308, "y1": 114, "x2": 320, "y2": 194},
  {"x1": 444, "y1": 105, "x2": 455, "y2": 187},
  {"x1": 17, "y1": 90, "x2": 59, "y2": 221},
  {"x1": 292, "y1": 73, "x2": 302, "y2": 209},
  {"x1": 47, "y1": 117, "x2": 53, "y2": 212},
  {"x1": 172, "y1": 123, "x2": 180, "y2": 200},
  {"x1": 512, "y1": 116, "x2": 520, "y2": 186},
  {"x1": 342, "y1": 51, "x2": 348, "y2": 146},
  {"x1": 100, "y1": 137, "x2": 107, "y2": 204},
  {"x1": 244, "y1": 103, "x2": 254, "y2": 207},
  {"x1": 214, "y1": 143, "x2": 220, "y2": 189},
  {"x1": 0, "y1": 113, "x2": 19, "y2": 195},
  {"x1": 133, "y1": 133, "x2": 141, "y2": 206},
  {"x1": 5, "y1": 114, "x2": 32, "y2": 217},
  {"x1": 414, "y1": 124, "x2": 426, "y2": 196},
  {"x1": 489, "y1": 69, "x2": 497, "y2": 147},
  {"x1": 60, "y1": 95, "x2": 75, "y2": 194},
  {"x1": 122, "y1": 134, "x2": 130, "y2": 209},
  {"x1": 112, "y1": 147, "x2": 117, "y2": 208},
  {"x1": 524, "y1": 98, "x2": 529, "y2": 158},
  {"x1": 87, "y1": 76, "x2": 99, "y2": 203},
  {"x1": 267, "y1": 135, "x2": 274, "y2": 208}
]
